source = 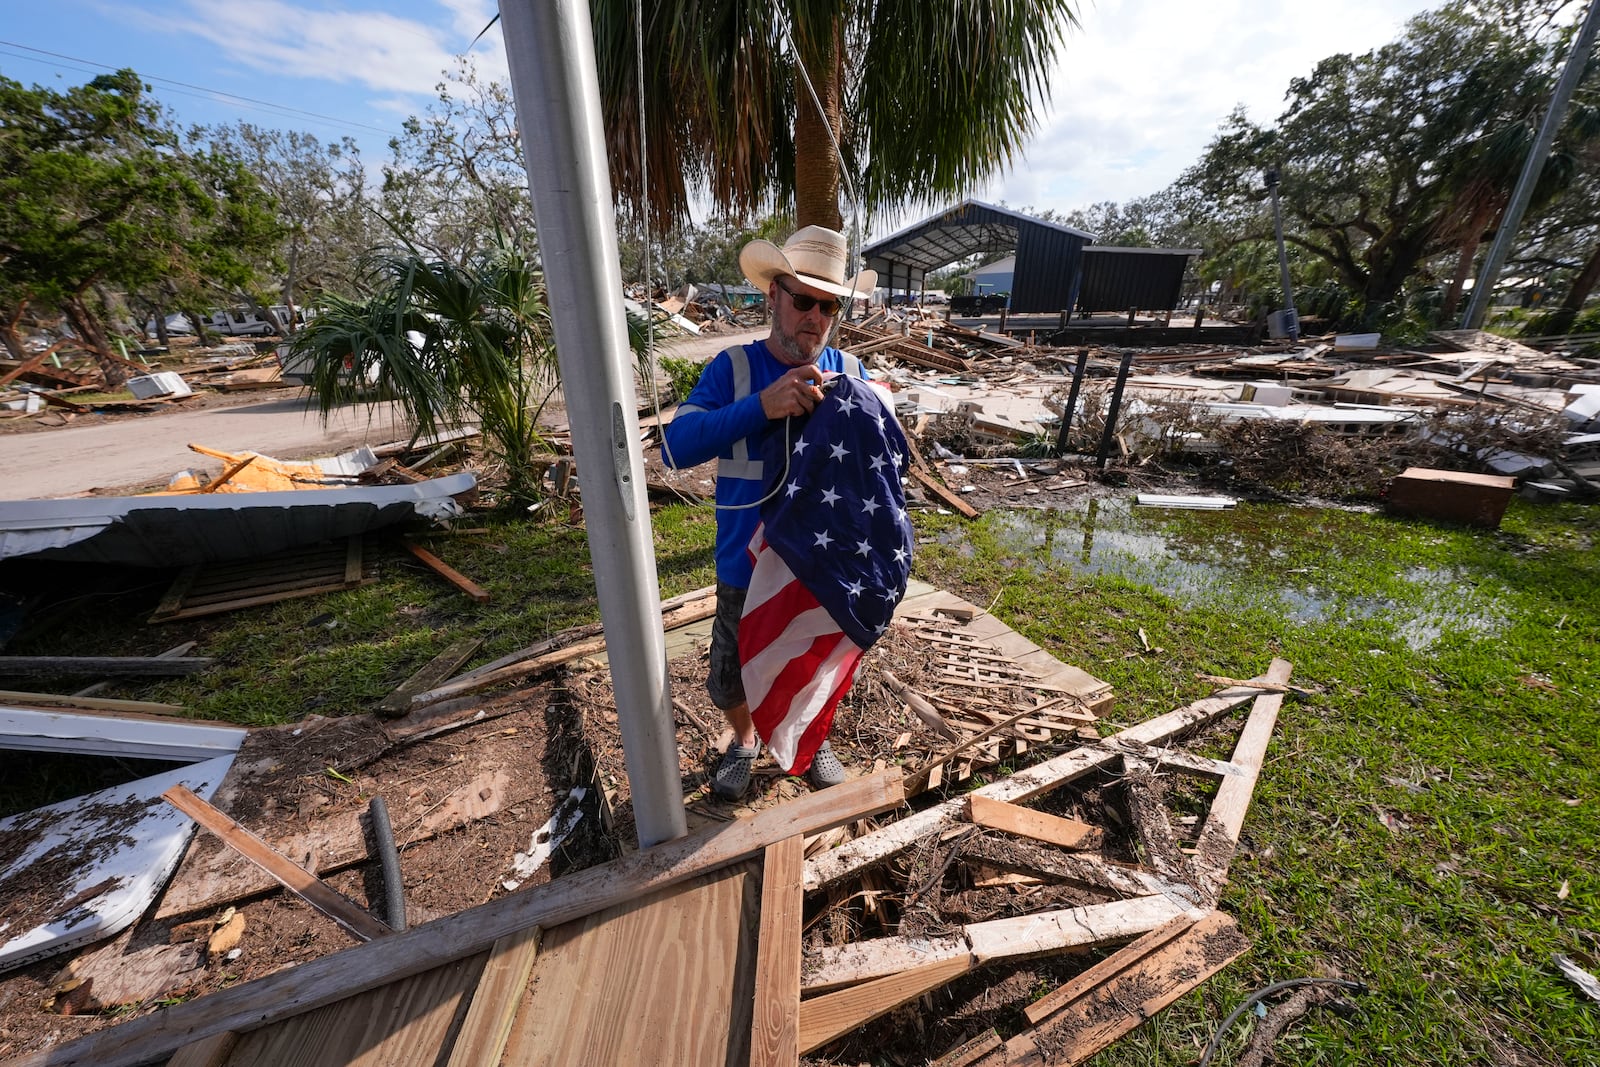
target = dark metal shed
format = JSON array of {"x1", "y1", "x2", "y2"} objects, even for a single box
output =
[
  {"x1": 860, "y1": 200, "x2": 1094, "y2": 313},
  {"x1": 1077, "y1": 246, "x2": 1201, "y2": 313}
]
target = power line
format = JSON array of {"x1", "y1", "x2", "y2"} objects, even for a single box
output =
[{"x1": 0, "y1": 39, "x2": 400, "y2": 137}]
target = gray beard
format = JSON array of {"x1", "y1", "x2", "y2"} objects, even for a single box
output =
[{"x1": 771, "y1": 321, "x2": 825, "y2": 365}]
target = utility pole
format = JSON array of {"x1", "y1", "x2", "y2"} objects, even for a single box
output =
[
  {"x1": 499, "y1": 0, "x2": 687, "y2": 847},
  {"x1": 1462, "y1": 0, "x2": 1600, "y2": 330},
  {"x1": 1264, "y1": 167, "x2": 1299, "y2": 342}
]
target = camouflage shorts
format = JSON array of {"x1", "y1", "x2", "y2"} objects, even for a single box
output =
[{"x1": 706, "y1": 581, "x2": 748, "y2": 711}]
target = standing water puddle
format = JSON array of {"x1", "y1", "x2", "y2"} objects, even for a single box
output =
[{"x1": 947, "y1": 497, "x2": 1508, "y2": 651}]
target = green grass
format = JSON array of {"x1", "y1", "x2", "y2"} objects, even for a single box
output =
[
  {"x1": 4, "y1": 493, "x2": 1596, "y2": 1064},
  {"x1": 912, "y1": 498, "x2": 1599, "y2": 1066}
]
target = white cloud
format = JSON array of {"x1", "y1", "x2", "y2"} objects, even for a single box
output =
[
  {"x1": 978, "y1": 0, "x2": 1437, "y2": 212},
  {"x1": 120, "y1": 0, "x2": 503, "y2": 99}
]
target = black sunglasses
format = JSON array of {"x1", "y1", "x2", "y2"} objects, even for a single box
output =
[{"x1": 775, "y1": 276, "x2": 842, "y2": 316}]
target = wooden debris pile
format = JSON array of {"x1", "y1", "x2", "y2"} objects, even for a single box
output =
[{"x1": 790, "y1": 659, "x2": 1295, "y2": 1064}]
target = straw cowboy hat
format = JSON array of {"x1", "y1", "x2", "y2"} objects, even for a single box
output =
[{"x1": 739, "y1": 225, "x2": 877, "y2": 300}]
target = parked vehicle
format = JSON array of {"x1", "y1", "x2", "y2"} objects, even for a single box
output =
[{"x1": 144, "y1": 306, "x2": 299, "y2": 337}]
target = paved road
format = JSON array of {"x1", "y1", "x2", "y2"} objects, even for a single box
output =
[
  {"x1": 0, "y1": 395, "x2": 416, "y2": 500},
  {"x1": 0, "y1": 326, "x2": 765, "y2": 501}
]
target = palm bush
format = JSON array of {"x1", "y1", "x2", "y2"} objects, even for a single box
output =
[{"x1": 288, "y1": 239, "x2": 558, "y2": 506}]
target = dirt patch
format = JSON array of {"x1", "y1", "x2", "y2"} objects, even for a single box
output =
[{"x1": 0, "y1": 684, "x2": 605, "y2": 1060}]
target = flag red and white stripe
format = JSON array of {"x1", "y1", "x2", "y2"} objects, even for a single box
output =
[{"x1": 740, "y1": 524, "x2": 864, "y2": 775}]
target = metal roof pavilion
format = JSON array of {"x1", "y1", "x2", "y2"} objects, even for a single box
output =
[{"x1": 860, "y1": 199, "x2": 1096, "y2": 313}]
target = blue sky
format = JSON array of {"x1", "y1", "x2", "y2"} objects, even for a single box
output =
[{"x1": 3, "y1": 0, "x2": 1444, "y2": 237}]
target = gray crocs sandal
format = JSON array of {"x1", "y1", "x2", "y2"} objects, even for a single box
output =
[
  {"x1": 711, "y1": 743, "x2": 760, "y2": 799},
  {"x1": 807, "y1": 741, "x2": 846, "y2": 789}
]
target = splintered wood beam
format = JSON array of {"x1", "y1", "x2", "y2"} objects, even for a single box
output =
[
  {"x1": 803, "y1": 895, "x2": 1188, "y2": 992},
  {"x1": 22, "y1": 771, "x2": 905, "y2": 1067},
  {"x1": 1190, "y1": 659, "x2": 1293, "y2": 900},
  {"x1": 401, "y1": 539, "x2": 491, "y2": 602},
  {"x1": 375, "y1": 636, "x2": 483, "y2": 717},
  {"x1": 798, "y1": 955, "x2": 973, "y2": 1054},
  {"x1": 162, "y1": 785, "x2": 393, "y2": 943},
  {"x1": 410, "y1": 635, "x2": 611, "y2": 706},
  {"x1": 0, "y1": 656, "x2": 213, "y2": 677},
  {"x1": 909, "y1": 467, "x2": 980, "y2": 518},
  {"x1": 993, "y1": 911, "x2": 1250, "y2": 1066},
  {"x1": 750, "y1": 836, "x2": 805, "y2": 1067},
  {"x1": 443, "y1": 926, "x2": 542, "y2": 1067},
  {"x1": 882, "y1": 669, "x2": 959, "y2": 739},
  {"x1": 965, "y1": 794, "x2": 1103, "y2": 851},
  {"x1": 0, "y1": 690, "x2": 185, "y2": 715},
  {"x1": 1119, "y1": 757, "x2": 1199, "y2": 893},
  {"x1": 412, "y1": 593, "x2": 718, "y2": 708},
  {"x1": 1022, "y1": 914, "x2": 1197, "y2": 1025},
  {"x1": 805, "y1": 671, "x2": 1288, "y2": 893},
  {"x1": 932, "y1": 1029, "x2": 1002, "y2": 1067}
]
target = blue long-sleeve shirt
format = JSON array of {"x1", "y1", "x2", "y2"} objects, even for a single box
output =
[{"x1": 662, "y1": 339, "x2": 863, "y2": 588}]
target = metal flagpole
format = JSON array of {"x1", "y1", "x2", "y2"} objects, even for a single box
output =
[
  {"x1": 498, "y1": 0, "x2": 687, "y2": 847},
  {"x1": 1462, "y1": 0, "x2": 1600, "y2": 330}
]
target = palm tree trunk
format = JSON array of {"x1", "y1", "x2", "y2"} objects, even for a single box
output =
[{"x1": 792, "y1": 19, "x2": 844, "y2": 231}]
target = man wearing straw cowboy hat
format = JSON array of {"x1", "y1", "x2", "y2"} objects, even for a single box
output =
[{"x1": 662, "y1": 225, "x2": 879, "y2": 800}]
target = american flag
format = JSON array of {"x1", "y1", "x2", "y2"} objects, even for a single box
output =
[{"x1": 740, "y1": 374, "x2": 913, "y2": 774}]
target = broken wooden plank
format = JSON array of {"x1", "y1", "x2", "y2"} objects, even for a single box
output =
[
  {"x1": 0, "y1": 656, "x2": 213, "y2": 677},
  {"x1": 1194, "y1": 672, "x2": 1313, "y2": 697},
  {"x1": 1189, "y1": 661, "x2": 1292, "y2": 901},
  {"x1": 1119, "y1": 757, "x2": 1199, "y2": 892},
  {"x1": 798, "y1": 955, "x2": 973, "y2": 1054},
  {"x1": 375, "y1": 637, "x2": 484, "y2": 717},
  {"x1": 805, "y1": 665, "x2": 1291, "y2": 893},
  {"x1": 20, "y1": 771, "x2": 906, "y2": 1067},
  {"x1": 1021, "y1": 914, "x2": 1197, "y2": 1025},
  {"x1": 990, "y1": 911, "x2": 1249, "y2": 1066},
  {"x1": 0, "y1": 690, "x2": 185, "y2": 715},
  {"x1": 401, "y1": 539, "x2": 491, "y2": 602},
  {"x1": 910, "y1": 467, "x2": 980, "y2": 518},
  {"x1": 161, "y1": 785, "x2": 393, "y2": 942},
  {"x1": 156, "y1": 770, "x2": 514, "y2": 920},
  {"x1": 750, "y1": 835, "x2": 805, "y2": 1067},
  {"x1": 198, "y1": 454, "x2": 257, "y2": 493},
  {"x1": 803, "y1": 895, "x2": 1188, "y2": 992},
  {"x1": 443, "y1": 926, "x2": 542, "y2": 1067},
  {"x1": 72, "y1": 641, "x2": 196, "y2": 699},
  {"x1": 933, "y1": 1029, "x2": 1002, "y2": 1067},
  {"x1": 416, "y1": 594, "x2": 718, "y2": 706},
  {"x1": 965, "y1": 794, "x2": 1102, "y2": 851},
  {"x1": 882, "y1": 669, "x2": 959, "y2": 739},
  {"x1": 411, "y1": 635, "x2": 610, "y2": 706}
]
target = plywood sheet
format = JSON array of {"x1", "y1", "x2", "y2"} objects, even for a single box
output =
[
  {"x1": 503, "y1": 860, "x2": 760, "y2": 1067},
  {"x1": 220, "y1": 952, "x2": 487, "y2": 1067}
]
